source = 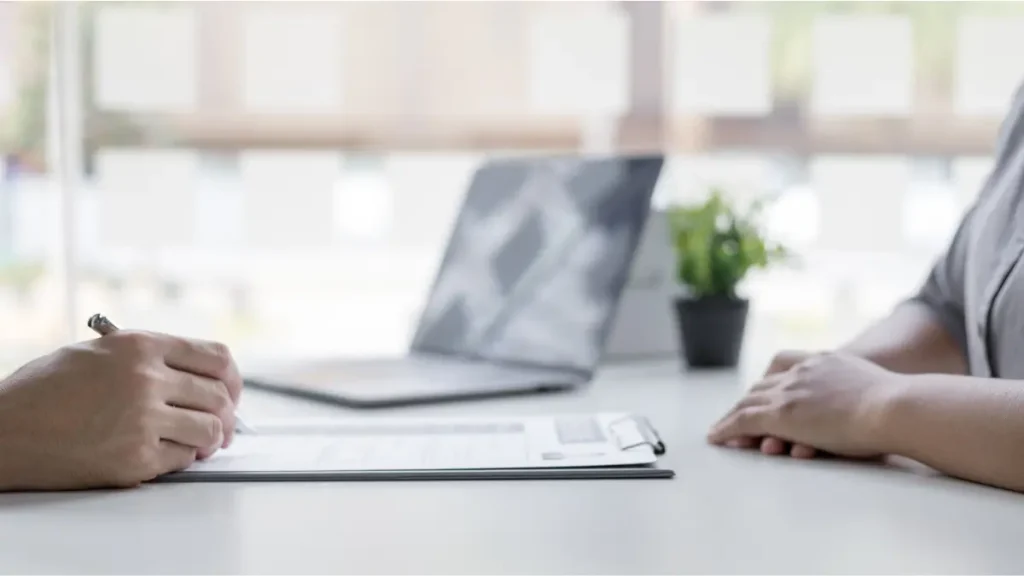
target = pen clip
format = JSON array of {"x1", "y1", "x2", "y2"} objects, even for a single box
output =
[{"x1": 608, "y1": 415, "x2": 667, "y2": 455}]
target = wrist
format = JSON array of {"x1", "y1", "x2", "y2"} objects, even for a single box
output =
[{"x1": 863, "y1": 373, "x2": 918, "y2": 455}]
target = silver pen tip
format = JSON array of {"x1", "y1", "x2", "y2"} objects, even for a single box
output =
[{"x1": 87, "y1": 313, "x2": 118, "y2": 335}]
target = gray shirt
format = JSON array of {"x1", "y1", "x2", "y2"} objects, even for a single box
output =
[{"x1": 914, "y1": 83, "x2": 1024, "y2": 378}]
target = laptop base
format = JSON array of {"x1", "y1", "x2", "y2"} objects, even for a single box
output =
[{"x1": 244, "y1": 358, "x2": 579, "y2": 409}]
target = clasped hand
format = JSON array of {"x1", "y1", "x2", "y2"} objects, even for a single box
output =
[{"x1": 708, "y1": 351, "x2": 902, "y2": 459}]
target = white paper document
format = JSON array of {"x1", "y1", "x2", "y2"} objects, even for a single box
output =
[{"x1": 181, "y1": 413, "x2": 664, "y2": 476}]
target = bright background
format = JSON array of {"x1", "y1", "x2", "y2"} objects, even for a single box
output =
[{"x1": 0, "y1": 1, "x2": 1021, "y2": 374}]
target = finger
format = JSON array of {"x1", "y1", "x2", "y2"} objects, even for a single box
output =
[
  {"x1": 159, "y1": 336, "x2": 242, "y2": 405},
  {"x1": 154, "y1": 440, "x2": 198, "y2": 477},
  {"x1": 708, "y1": 406, "x2": 773, "y2": 444},
  {"x1": 790, "y1": 444, "x2": 818, "y2": 459},
  {"x1": 712, "y1": 392, "x2": 773, "y2": 431},
  {"x1": 163, "y1": 369, "x2": 236, "y2": 448},
  {"x1": 765, "y1": 351, "x2": 804, "y2": 376},
  {"x1": 725, "y1": 436, "x2": 760, "y2": 449},
  {"x1": 764, "y1": 358, "x2": 790, "y2": 377},
  {"x1": 156, "y1": 405, "x2": 224, "y2": 459},
  {"x1": 760, "y1": 436, "x2": 788, "y2": 455},
  {"x1": 748, "y1": 373, "x2": 785, "y2": 395}
]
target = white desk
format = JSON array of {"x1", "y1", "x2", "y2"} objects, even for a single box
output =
[{"x1": 3, "y1": 360, "x2": 1024, "y2": 574}]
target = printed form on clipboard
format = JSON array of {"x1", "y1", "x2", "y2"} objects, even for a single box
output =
[{"x1": 160, "y1": 413, "x2": 673, "y2": 482}]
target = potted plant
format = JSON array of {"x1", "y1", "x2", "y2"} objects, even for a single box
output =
[{"x1": 667, "y1": 189, "x2": 787, "y2": 368}]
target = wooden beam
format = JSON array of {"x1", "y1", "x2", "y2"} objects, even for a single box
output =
[
  {"x1": 84, "y1": 112, "x2": 583, "y2": 152},
  {"x1": 689, "y1": 115, "x2": 1000, "y2": 156},
  {"x1": 84, "y1": 112, "x2": 1000, "y2": 156}
]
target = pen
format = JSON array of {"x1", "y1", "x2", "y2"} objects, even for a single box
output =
[{"x1": 86, "y1": 313, "x2": 255, "y2": 434}]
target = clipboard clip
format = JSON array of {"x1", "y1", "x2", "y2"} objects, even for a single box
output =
[{"x1": 608, "y1": 415, "x2": 667, "y2": 455}]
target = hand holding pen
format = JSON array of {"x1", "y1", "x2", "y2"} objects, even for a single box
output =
[
  {"x1": 0, "y1": 314, "x2": 251, "y2": 490},
  {"x1": 88, "y1": 314, "x2": 253, "y2": 436},
  {"x1": 85, "y1": 314, "x2": 249, "y2": 459}
]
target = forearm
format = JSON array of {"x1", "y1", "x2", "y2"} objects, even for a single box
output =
[
  {"x1": 877, "y1": 375, "x2": 1024, "y2": 492},
  {"x1": 839, "y1": 301, "x2": 967, "y2": 375}
]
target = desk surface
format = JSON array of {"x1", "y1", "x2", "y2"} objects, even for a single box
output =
[{"x1": 3, "y1": 360, "x2": 1024, "y2": 574}]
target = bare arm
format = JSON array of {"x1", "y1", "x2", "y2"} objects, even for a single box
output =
[
  {"x1": 709, "y1": 352, "x2": 1024, "y2": 493},
  {"x1": 768, "y1": 301, "x2": 967, "y2": 380},
  {"x1": 838, "y1": 301, "x2": 967, "y2": 376},
  {"x1": 756, "y1": 215, "x2": 972, "y2": 457},
  {"x1": 879, "y1": 374, "x2": 1024, "y2": 492}
]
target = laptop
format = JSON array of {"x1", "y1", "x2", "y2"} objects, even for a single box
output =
[
  {"x1": 244, "y1": 154, "x2": 665, "y2": 408},
  {"x1": 603, "y1": 208, "x2": 681, "y2": 361}
]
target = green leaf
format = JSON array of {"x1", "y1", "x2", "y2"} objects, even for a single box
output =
[{"x1": 667, "y1": 190, "x2": 790, "y2": 297}]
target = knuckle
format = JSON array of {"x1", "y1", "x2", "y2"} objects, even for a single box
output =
[
  {"x1": 204, "y1": 415, "x2": 224, "y2": 445},
  {"x1": 118, "y1": 330, "x2": 153, "y2": 351},
  {"x1": 130, "y1": 365, "x2": 166, "y2": 396},
  {"x1": 211, "y1": 388, "x2": 234, "y2": 417},
  {"x1": 767, "y1": 350, "x2": 807, "y2": 375},
  {"x1": 208, "y1": 340, "x2": 231, "y2": 360},
  {"x1": 59, "y1": 342, "x2": 99, "y2": 368},
  {"x1": 178, "y1": 447, "x2": 199, "y2": 469},
  {"x1": 207, "y1": 341, "x2": 232, "y2": 367},
  {"x1": 793, "y1": 359, "x2": 815, "y2": 376},
  {"x1": 767, "y1": 352, "x2": 790, "y2": 370},
  {"x1": 734, "y1": 408, "x2": 755, "y2": 427},
  {"x1": 779, "y1": 373, "x2": 801, "y2": 391},
  {"x1": 62, "y1": 341, "x2": 92, "y2": 358},
  {"x1": 111, "y1": 330, "x2": 158, "y2": 358},
  {"x1": 777, "y1": 394, "x2": 803, "y2": 416}
]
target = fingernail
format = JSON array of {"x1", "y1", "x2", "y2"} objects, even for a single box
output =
[{"x1": 726, "y1": 439, "x2": 742, "y2": 448}]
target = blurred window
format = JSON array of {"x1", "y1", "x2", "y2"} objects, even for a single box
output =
[{"x1": 2, "y1": 1, "x2": 1024, "y2": 370}]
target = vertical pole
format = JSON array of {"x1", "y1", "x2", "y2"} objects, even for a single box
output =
[
  {"x1": 618, "y1": 0, "x2": 665, "y2": 152},
  {"x1": 397, "y1": 1, "x2": 427, "y2": 139},
  {"x1": 50, "y1": 2, "x2": 82, "y2": 342}
]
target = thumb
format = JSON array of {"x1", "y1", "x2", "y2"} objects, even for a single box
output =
[
  {"x1": 707, "y1": 407, "x2": 772, "y2": 445},
  {"x1": 766, "y1": 350, "x2": 814, "y2": 376}
]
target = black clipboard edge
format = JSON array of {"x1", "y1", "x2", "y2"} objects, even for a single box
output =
[{"x1": 154, "y1": 466, "x2": 675, "y2": 483}]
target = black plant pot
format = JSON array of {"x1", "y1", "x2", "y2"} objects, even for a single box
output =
[{"x1": 674, "y1": 296, "x2": 749, "y2": 368}]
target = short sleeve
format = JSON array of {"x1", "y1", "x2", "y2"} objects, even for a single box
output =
[
  {"x1": 991, "y1": 82, "x2": 1024, "y2": 167},
  {"x1": 907, "y1": 82, "x2": 1024, "y2": 355}
]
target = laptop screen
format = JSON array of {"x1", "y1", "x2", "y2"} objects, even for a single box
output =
[{"x1": 410, "y1": 155, "x2": 665, "y2": 375}]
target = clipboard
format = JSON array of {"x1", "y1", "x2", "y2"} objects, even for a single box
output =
[{"x1": 155, "y1": 413, "x2": 674, "y2": 483}]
